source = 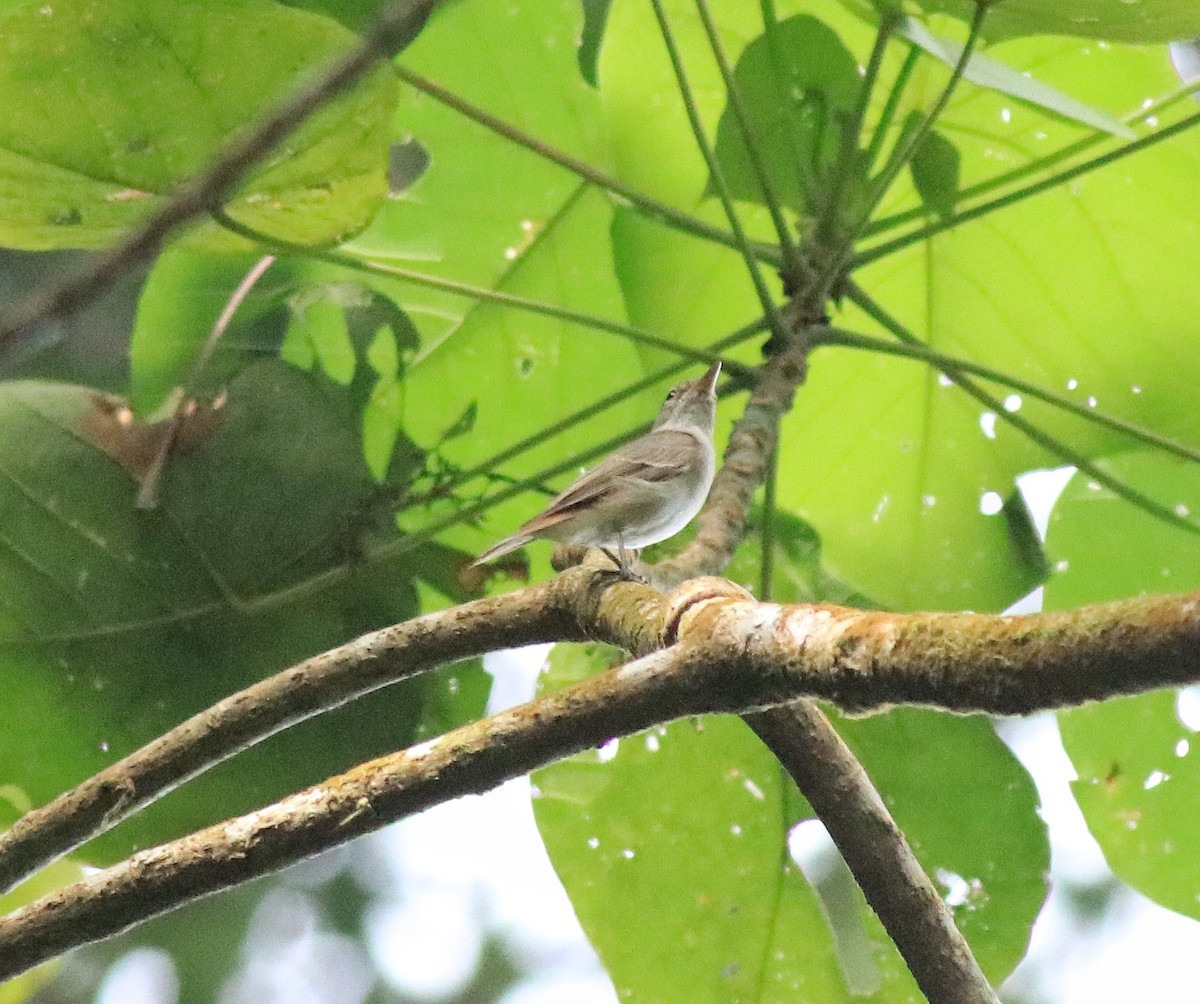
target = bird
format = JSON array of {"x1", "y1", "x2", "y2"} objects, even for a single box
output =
[{"x1": 472, "y1": 361, "x2": 721, "y2": 579}]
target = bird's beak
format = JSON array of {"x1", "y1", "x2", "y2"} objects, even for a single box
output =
[{"x1": 702, "y1": 360, "x2": 721, "y2": 393}]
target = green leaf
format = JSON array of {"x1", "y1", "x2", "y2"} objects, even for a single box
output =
[
  {"x1": 533, "y1": 645, "x2": 850, "y2": 1003},
  {"x1": 897, "y1": 0, "x2": 1200, "y2": 44},
  {"x1": 578, "y1": 0, "x2": 612, "y2": 87},
  {"x1": 899, "y1": 17, "x2": 1135, "y2": 138},
  {"x1": 0, "y1": 366, "x2": 488, "y2": 862},
  {"x1": 1046, "y1": 451, "x2": 1200, "y2": 920},
  {"x1": 0, "y1": 0, "x2": 396, "y2": 251},
  {"x1": 599, "y1": 0, "x2": 882, "y2": 211},
  {"x1": 909, "y1": 127, "x2": 961, "y2": 220},
  {"x1": 711, "y1": 15, "x2": 862, "y2": 214}
]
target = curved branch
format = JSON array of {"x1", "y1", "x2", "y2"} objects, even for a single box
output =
[
  {"x1": 5, "y1": 578, "x2": 1200, "y2": 980},
  {"x1": 0, "y1": 561, "x2": 676, "y2": 900},
  {"x1": 0, "y1": 575, "x2": 584, "y2": 898}
]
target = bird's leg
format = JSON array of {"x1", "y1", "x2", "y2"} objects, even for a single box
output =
[
  {"x1": 596, "y1": 539, "x2": 645, "y2": 582},
  {"x1": 615, "y1": 536, "x2": 645, "y2": 583}
]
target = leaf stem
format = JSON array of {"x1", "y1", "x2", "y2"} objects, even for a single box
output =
[
  {"x1": 859, "y1": 3, "x2": 988, "y2": 228},
  {"x1": 863, "y1": 45, "x2": 920, "y2": 172},
  {"x1": 817, "y1": 10, "x2": 898, "y2": 245},
  {"x1": 693, "y1": 0, "x2": 806, "y2": 282},
  {"x1": 855, "y1": 108, "x2": 1200, "y2": 266},
  {"x1": 394, "y1": 64, "x2": 782, "y2": 268},
  {"x1": 865, "y1": 77, "x2": 1200, "y2": 239},
  {"x1": 814, "y1": 328, "x2": 1200, "y2": 466},
  {"x1": 212, "y1": 210, "x2": 752, "y2": 376},
  {"x1": 648, "y1": 0, "x2": 792, "y2": 344}
]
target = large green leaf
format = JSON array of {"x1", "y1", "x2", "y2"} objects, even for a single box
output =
[
  {"x1": 1046, "y1": 451, "x2": 1200, "y2": 920},
  {"x1": 897, "y1": 0, "x2": 1200, "y2": 44},
  {"x1": 0, "y1": 0, "x2": 396, "y2": 250},
  {"x1": 0, "y1": 366, "x2": 488, "y2": 862},
  {"x1": 533, "y1": 645, "x2": 849, "y2": 1003}
]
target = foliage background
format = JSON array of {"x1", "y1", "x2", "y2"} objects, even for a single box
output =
[{"x1": 0, "y1": 0, "x2": 1198, "y2": 1000}]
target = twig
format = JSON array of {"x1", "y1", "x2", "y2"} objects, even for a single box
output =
[{"x1": 136, "y1": 255, "x2": 276, "y2": 509}]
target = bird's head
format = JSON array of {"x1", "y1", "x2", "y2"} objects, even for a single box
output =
[{"x1": 652, "y1": 360, "x2": 721, "y2": 434}]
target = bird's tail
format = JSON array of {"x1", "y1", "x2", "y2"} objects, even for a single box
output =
[{"x1": 470, "y1": 532, "x2": 535, "y2": 568}]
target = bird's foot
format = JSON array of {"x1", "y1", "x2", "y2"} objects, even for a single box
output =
[{"x1": 600, "y1": 548, "x2": 647, "y2": 584}]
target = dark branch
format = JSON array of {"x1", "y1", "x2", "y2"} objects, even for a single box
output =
[{"x1": 0, "y1": 0, "x2": 437, "y2": 360}]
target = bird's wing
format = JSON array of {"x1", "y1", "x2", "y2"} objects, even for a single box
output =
[{"x1": 520, "y1": 430, "x2": 697, "y2": 532}]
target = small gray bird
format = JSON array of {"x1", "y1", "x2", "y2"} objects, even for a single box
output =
[{"x1": 472, "y1": 361, "x2": 721, "y2": 578}]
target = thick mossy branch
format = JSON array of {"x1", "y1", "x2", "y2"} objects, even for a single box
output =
[{"x1": 4, "y1": 575, "x2": 1200, "y2": 981}]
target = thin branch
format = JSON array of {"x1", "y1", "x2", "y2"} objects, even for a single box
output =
[
  {"x1": 0, "y1": 0, "x2": 439, "y2": 359},
  {"x1": 693, "y1": 0, "x2": 806, "y2": 280},
  {"x1": 5, "y1": 579, "x2": 1200, "y2": 978},
  {"x1": 648, "y1": 0, "x2": 795, "y2": 342},
  {"x1": 810, "y1": 4, "x2": 989, "y2": 308},
  {"x1": 392, "y1": 65, "x2": 783, "y2": 267},
  {"x1": 136, "y1": 255, "x2": 276, "y2": 510},
  {"x1": 858, "y1": 2, "x2": 989, "y2": 229},
  {"x1": 816, "y1": 10, "x2": 898, "y2": 246},
  {"x1": 847, "y1": 281, "x2": 1200, "y2": 539},
  {"x1": 213, "y1": 211, "x2": 755, "y2": 378},
  {"x1": 815, "y1": 327, "x2": 1200, "y2": 466}
]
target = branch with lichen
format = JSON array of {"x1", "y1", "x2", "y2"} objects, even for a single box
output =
[{"x1": 2, "y1": 577, "x2": 1200, "y2": 983}]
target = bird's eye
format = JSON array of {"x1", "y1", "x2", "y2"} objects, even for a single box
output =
[{"x1": 665, "y1": 389, "x2": 678, "y2": 401}]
